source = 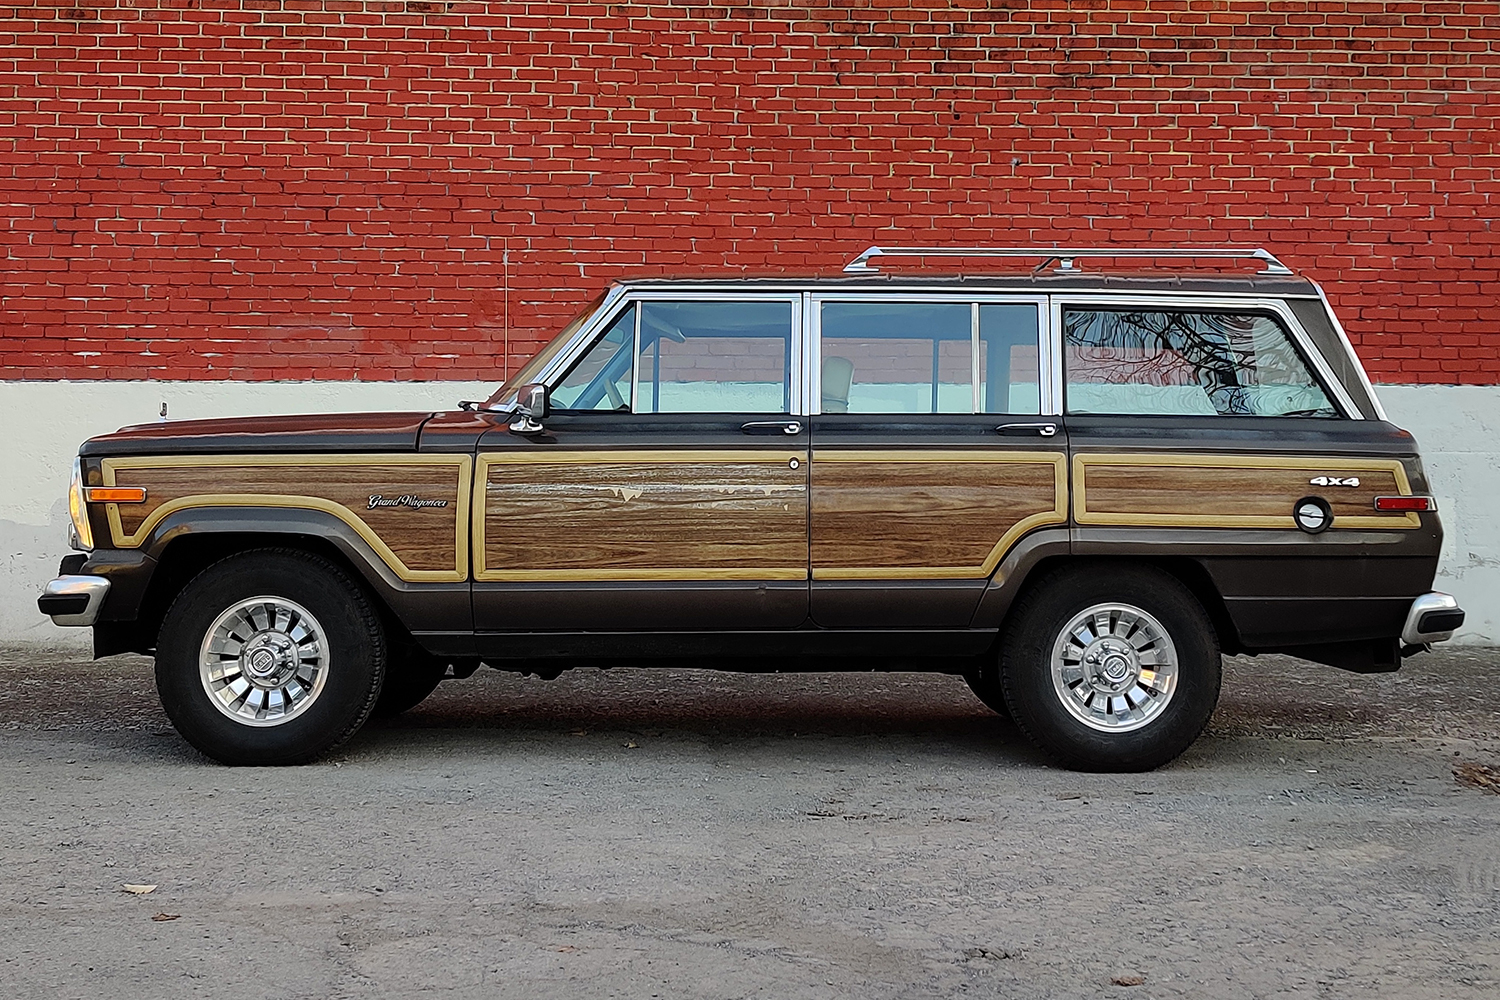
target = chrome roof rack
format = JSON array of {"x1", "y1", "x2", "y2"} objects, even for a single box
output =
[{"x1": 842, "y1": 245, "x2": 1295, "y2": 277}]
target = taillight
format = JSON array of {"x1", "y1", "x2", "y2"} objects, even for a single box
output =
[{"x1": 1373, "y1": 496, "x2": 1435, "y2": 512}]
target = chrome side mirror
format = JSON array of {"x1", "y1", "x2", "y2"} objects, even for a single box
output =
[{"x1": 509, "y1": 383, "x2": 549, "y2": 435}]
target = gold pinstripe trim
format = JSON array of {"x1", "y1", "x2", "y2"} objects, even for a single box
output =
[
  {"x1": 1073, "y1": 453, "x2": 1422, "y2": 530},
  {"x1": 811, "y1": 450, "x2": 1070, "y2": 580},
  {"x1": 473, "y1": 449, "x2": 808, "y2": 583},
  {"x1": 480, "y1": 449, "x2": 805, "y2": 465},
  {"x1": 100, "y1": 454, "x2": 473, "y2": 583}
]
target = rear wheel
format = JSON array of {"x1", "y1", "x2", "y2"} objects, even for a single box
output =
[
  {"x1": 155, "y1": 549, "x2": 386, "y2": 765},
  {"x1": 1000, "y1": 565, "x2": 1221, "y2": 772}
]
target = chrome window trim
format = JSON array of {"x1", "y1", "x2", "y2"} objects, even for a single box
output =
[
  {"x1": 548, "y1": 289, "x2": 806, "y2": 416},
  {"x1": 970, "y1": 301, "x2": 981, "y2": 413},
  {"x1": 1311, "y1": 280, "x2": 1388, "y2": 421},
  {"x1": 611, "y1": 279, "x2": 1323, "y2": 300},
  {"x1": 806, "y1": 291, "x2": 1050, "y2": 416},
  {"x1": 494, "y1": 283, "x2": 631, "y2": 407},
  {"x1": 500, "y1": 283, "x2": 1337, "y2": 419},
  {"x1": 800, "y1": 291, "x2": 816, "y2": 416},
  {"x1": 629, "y1": 300, "x2": 643, "y2": 413},
  {"x1": 1047, "y1": 293, "x2": 1363, "y2": 420}
]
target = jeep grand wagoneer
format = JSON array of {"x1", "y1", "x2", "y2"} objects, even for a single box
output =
[{"x1": 40, "y1": 247, "x2": 1465, "y2": 770}]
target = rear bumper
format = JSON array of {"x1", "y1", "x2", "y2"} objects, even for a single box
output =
[
  {"x1": 38, "y1": 575, "x2": 111, "y2": 627},
  {"x1": 1402, "y1": 592, "x2": 1465, "y2": 645}
]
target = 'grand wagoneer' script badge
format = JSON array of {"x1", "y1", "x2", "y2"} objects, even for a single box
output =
[{"x1": 367, "y1": 494, "x2": 450, "y2": 510}]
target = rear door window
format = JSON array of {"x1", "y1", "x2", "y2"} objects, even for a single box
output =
[{"x1": 817, "y1": 299, "x2": 1043, "y2": 414}]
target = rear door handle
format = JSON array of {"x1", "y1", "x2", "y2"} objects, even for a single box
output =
[
  {"x1": 996, "y1": 421, "x2": 1059, "y2": 437},
  {"x1": 741, "y1": 420, "x2": 803, "y2": 436}
]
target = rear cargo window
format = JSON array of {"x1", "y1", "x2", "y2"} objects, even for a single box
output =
[{"x1": 1062, "y1": 308, "x2": 1338, "y2": 418}]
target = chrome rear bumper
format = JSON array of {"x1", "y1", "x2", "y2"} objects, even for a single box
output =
[
  {"x1": 1401, "y1": 592, "x2": 1465, "y2": 646},
  {"x1": 38, "y1": 575, "x2": 111, "y2": 627}
]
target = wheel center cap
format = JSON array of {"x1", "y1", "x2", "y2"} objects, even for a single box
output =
[
  {"x1": 1101, "y1": 653, "x2": 1133, "y2": 682},
  {"x1": 247, "y1": 648, "x2": 277, "y2": 677}
]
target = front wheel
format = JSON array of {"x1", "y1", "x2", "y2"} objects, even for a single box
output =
[
  {"x1": 372, "y1": 646, "x2": 449, "y2": 718},
  {"x1": 155, "y1": 549, "x2": 387, "y2": 765},
  {"x1": 1000, "y1": 565, "x2": 1221, "y2": 772}
]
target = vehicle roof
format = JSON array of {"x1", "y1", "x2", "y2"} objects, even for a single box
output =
[{"x1": 611, "y1": 272, "x2": 1322, "y2": 297}]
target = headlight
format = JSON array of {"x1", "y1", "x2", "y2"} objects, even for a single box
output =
[{"x1": 68, "y1": 457, "x2": 93, "y2": 550}]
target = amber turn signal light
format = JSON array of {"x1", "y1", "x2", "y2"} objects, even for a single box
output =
[
  {"x1": 85, "y1": 487, "x2": 148, "y2": 503},
  {"x1": 1373, "y1": 495, "x2": 1434, "y2": 512}
]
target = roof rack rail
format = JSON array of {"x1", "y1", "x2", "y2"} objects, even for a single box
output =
[{"x1": 842, "y1": 245, "x2": 1294, "y2": 277}]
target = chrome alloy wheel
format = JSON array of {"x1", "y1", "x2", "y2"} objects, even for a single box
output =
[
  {"x1": 198, "y1": 597, "x2": 329, "y2": 727},
  {"x1": 1050, "y1": 602, "x2": 1178, "y2": 733}
]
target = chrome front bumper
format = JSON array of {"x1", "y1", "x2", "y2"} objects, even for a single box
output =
[
  {"x1": 1402, "y1": 592, "x2": 1465, "y2": 646},
  {"x1": 38, "y1": 575, "x2": 111, "y2": 627}
]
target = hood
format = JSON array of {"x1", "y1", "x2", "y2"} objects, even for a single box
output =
[{"x1": 79, "y1": 411, "x2": 435, "y2": 457}]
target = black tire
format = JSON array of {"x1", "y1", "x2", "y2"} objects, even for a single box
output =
[
  {"x1": 155, "y1": 549, "x2": 386, "y2": 766},
  {"x1": 1000, "y1": 564, "x2": 1221, "y2": 773},
  {"x1": 372, "y1": 646, "x2": 449, "y2": 718},
  {"x1": 963, "y1": 669, "x2": 1013, "y2": 721}
]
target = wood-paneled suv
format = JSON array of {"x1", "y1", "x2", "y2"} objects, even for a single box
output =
[{"x1": 40, "y1": 247, "x2": 1465, "y2": 770}]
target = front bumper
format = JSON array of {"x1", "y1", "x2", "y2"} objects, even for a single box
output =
[
  {"x1": 38, "y1": 575, "x2": 111, "y2": 627},
  {"x1": 1402, "y1": 592, "x2": 1465, "y2": 646}
]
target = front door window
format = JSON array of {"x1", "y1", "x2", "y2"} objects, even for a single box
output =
[{"x1": 635, "y1": 300, "x2": 794, "y2": 413}]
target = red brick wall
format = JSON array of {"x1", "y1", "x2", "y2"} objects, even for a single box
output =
[{"x1": 3, "y1": 1, "x2": 1497, "y2": 383}]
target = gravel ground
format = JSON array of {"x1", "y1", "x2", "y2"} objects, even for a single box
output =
[{"x1": 2, "y1": 645, "x2": 1498, "y2": 1000}]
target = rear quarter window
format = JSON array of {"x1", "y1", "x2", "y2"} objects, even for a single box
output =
[{"x1": 1063, "y1": 307, "x2": 1339, "y2": 418}]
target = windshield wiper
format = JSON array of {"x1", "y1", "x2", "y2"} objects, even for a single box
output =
[{"x1": 457, "y1": 399, "x2": 506, "y2": 413}]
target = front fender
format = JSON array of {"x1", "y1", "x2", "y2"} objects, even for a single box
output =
[{"x1": 100, "y1": 505, "x2": 471, "y2": 637}]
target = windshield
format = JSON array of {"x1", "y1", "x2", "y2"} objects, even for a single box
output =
[{"x1": 483, "y1": 289, "x2": 611, "y2": 409}]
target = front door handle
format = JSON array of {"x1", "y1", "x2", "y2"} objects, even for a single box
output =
[
  {"x1": 996, "y1": 421, "x2": 1059, "y2": 437},
  {"x1": 741, "y1": 420, "x2": 803, "y2": 436}
]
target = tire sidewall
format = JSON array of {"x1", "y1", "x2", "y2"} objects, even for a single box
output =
[
  {"x1": 156, "y1": 551, "x2": 385, "y2": 765},
  {"x1": 1001, "y1": 566, "x2": 1221, "y2": 772},
  {"x1": 371, "y1": 647, "x2": 448, "y2": 718}
]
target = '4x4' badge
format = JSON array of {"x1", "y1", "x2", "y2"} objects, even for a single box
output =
[{"x1": 1308, "y1": 476, "x2": 1360, "y2": 488}]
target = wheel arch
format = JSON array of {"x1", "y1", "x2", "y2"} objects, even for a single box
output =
[
  {"x1": 976, "y1": 548, "x2": 1244, "y2": 657},
  {"x1": 95, "y1": 506, "x2": 465, "y2": 656}
]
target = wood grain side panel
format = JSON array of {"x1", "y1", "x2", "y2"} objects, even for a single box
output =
[
  {"x1": 480, "y1": 458, "x2": 807, "y2": 580},
  {"x1": 811, "y1": 456, "x2": 1065, "y2": 578},
  {"x1": 1076, "y1": 454, "x2": 1420, "y2": 529},
  {"x1": 104, "y1": 458, "x2": 469, "y2": 578}
]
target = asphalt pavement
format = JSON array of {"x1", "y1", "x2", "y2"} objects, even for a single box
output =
[{"x1": 2, "y1": 645, "x2": 1498, "y2": 999}]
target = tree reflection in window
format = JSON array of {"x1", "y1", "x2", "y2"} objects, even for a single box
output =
[{"x1": 1063, "y1": 309, "x2": 1338, "y2": 417}]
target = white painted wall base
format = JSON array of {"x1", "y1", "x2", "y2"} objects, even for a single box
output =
[
  {"x1": 2, "y1": 380, "x2": 1495, "y2": 649},
  {"x1": 1, "y1": 381, "x2": 491, "y2": 650},
  {"x1": 1376, "y1": 386, "x2": 1500, "y2": 645}
]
